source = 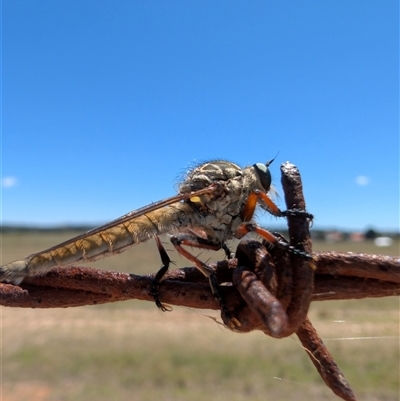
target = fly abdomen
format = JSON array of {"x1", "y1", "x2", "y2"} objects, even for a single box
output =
[{"x1": 0, "y1": 202, "x2": 192, "y2": 284}]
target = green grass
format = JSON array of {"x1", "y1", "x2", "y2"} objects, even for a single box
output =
[{"x1": 1, "y1": 231, "x2": 399, "y2": 401}]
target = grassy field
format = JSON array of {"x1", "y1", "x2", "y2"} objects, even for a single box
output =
[{"x1": 1, "y1": 231, "x2": 399, "y2": 401}]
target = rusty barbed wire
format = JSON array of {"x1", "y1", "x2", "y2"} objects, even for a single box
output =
[
  {"x1": 0, "y1": 251, "x2": 398, "y2": 309},
  {"x1": 1, "y1": 162, "x2": 399, "y2": 401}
]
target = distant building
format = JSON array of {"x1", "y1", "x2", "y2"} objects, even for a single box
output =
[
  {"x1": 374, "y1": 237, "x2": 393, "y2": 247},
  {"x1": 349, "y1": 232, "x2": 365, "y2": 242},
  {"x1": 325, "y1": 231, "x2": 344, "y2": 243}
]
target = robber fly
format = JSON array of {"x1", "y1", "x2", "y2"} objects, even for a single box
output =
[{"x1": 0, "y1": 159, "x2": 312, "y2": 324}]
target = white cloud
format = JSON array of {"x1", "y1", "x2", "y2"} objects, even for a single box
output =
[
  {"x1": 2, "y1": 176, "x2": 18, "y2": 188},
  {"x1": 355, "y1": 176, "x2": 370, "y2": 186}
]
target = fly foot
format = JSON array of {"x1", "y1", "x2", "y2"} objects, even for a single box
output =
[
  {"x1": 208, "y1": 273, "x2": 241, "y2": 329},
  {"x1": 151, "y1": 236, "x2": 174, "y2": 312},
  {"x1": 281, "y1": 208, "x2": 314, "y2": 222},
  {"x1": 150, "y1": 278, "x2": 173, "y2": 312},
  {"x1": 221, "y1": 306, "x2": 241, "y2": 330}
]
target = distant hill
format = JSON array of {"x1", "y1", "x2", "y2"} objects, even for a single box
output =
[
  {"x1": 1, "y1": 225, "x2": 398, "y2": 239},
  {"x1": 1, "y1": 225, "x2": 96, "y2": 233}
]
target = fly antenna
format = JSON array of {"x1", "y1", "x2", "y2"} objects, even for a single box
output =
[{"x1": 266, "y1": 152, "x2": 279, "y2": 167}]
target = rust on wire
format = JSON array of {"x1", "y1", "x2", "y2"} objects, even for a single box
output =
[{"x1": 1, "y1": 253, "x2": 398, "y2": 309}]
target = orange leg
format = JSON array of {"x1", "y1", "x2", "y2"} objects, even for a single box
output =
[
  {"x1": 242, "y1": 189, "x2": 313, "y2": 223},
  {"x1": 242, "y1": 189, "x2": 282, "y2": 222},
  {"x1": 236, "y1": 222, "x2": 313, "y2": 260},
  {"x1": 152, "y1": 234, "x2": 240, "y2": 328},
  {"x1": 239, "y1": 189, "x2": 313, "y2": 260},
  {"x1": 170, "y1": 233, "x2": 221, "y2": 277}
]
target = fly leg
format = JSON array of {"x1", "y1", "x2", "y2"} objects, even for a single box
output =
[
  {"x1": 236, "y1": 222, "x2": 313, "y2": 260},
  {"x1": 242, "y1": 189, "x2": 313, "y2": 222},
  {"x1": 222, "y1": 242, "x2": 234, "y2": 259},
  {"x1": 240, "y1": 189, "x2": 313, "y2": 260},
  {"x1": 152, "y1": 232, "x2": 239, "y2": 328},
  {"x1": 151, "y1": 236, "x2": 174, "y2": 312},
  {"x1": 171, "y1": 233, "x2": 240, "y2": 328}
]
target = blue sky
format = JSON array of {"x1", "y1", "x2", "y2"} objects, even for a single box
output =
[{"x1": 2, "y1": 1, "x2": 399, "y2": 232}]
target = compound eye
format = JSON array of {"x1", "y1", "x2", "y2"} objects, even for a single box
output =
[{"x1": 253, "y1": 162, "x2": 272, "y2": 191}]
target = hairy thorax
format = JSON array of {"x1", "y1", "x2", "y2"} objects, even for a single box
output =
[{"x1": 179, "y1": 161, "x2": 259, "y2": 241}]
